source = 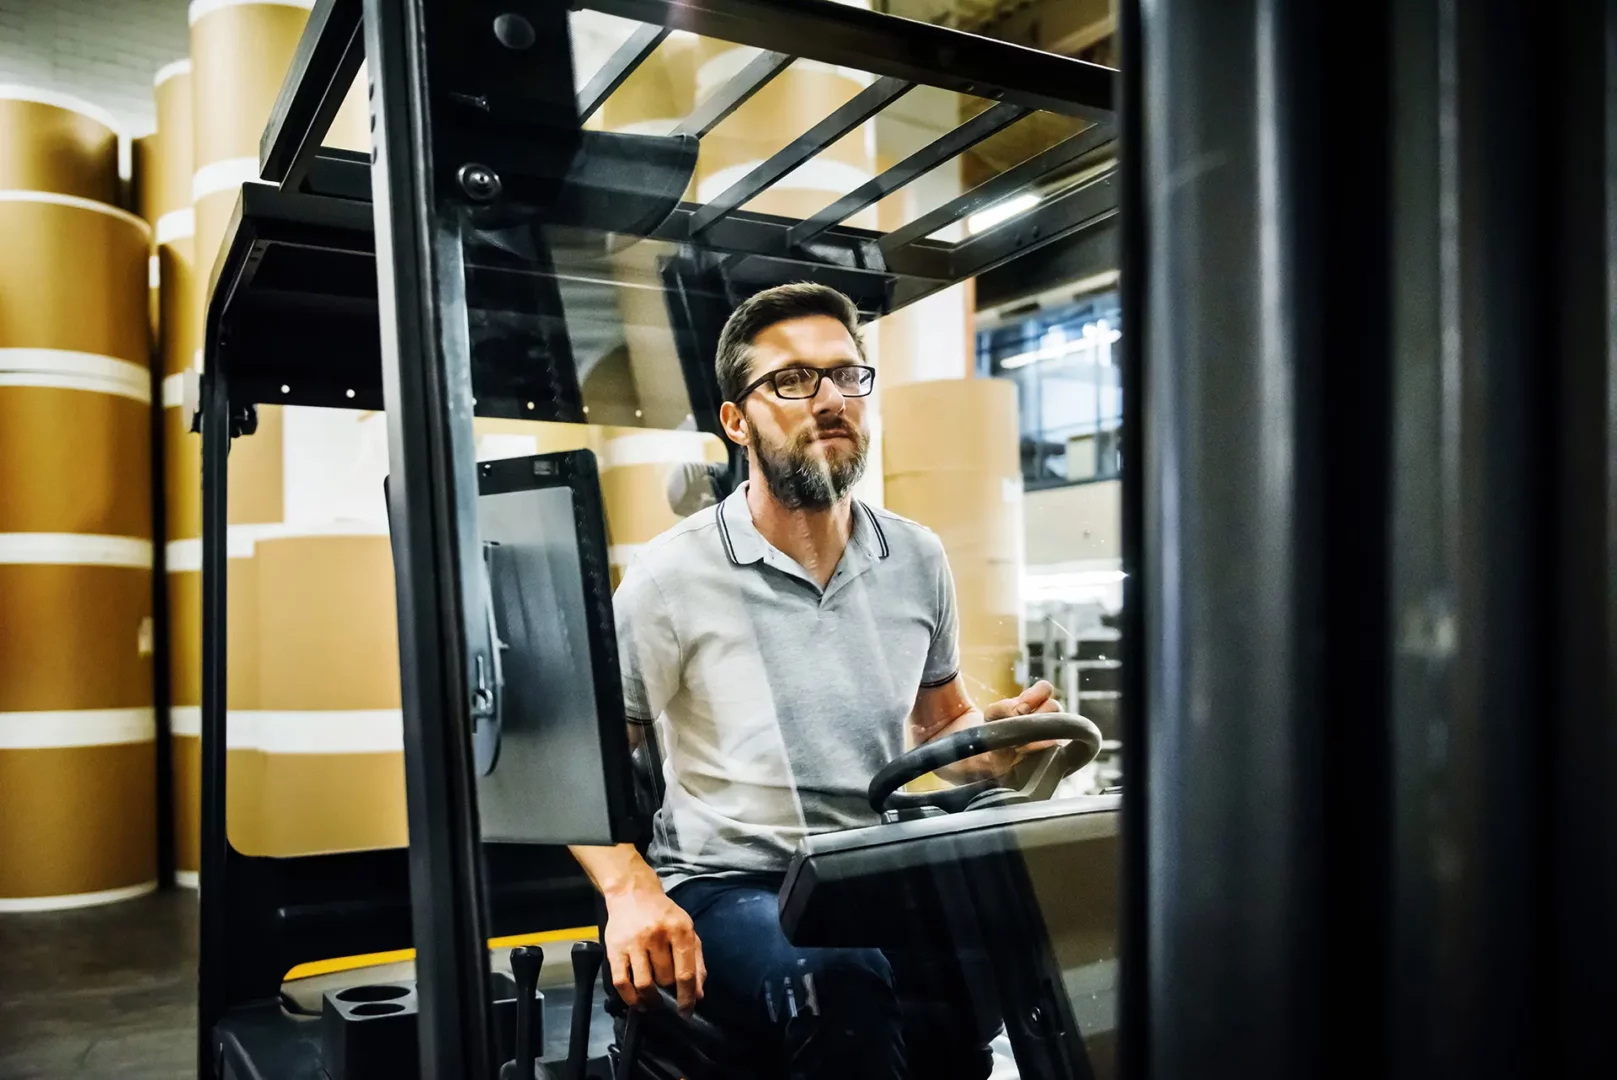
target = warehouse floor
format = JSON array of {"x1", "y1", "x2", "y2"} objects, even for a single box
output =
[{"x1": 0, "y1": 889, "x2": 196, "y2": 1079}]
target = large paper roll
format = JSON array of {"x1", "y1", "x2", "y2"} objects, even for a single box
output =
[
  {"x1": 217, "y1": 533, "x2": 407, "y2": 859},
  {"x1": 132, "y1": 133, "x2": 159, "y2": 226},
  {"x1": 882, "y1": 378, "x2": 1020, "y2": 477},
  {"x1": 0, "y1": 137, "x2": 155, "y2": 905},
  {"x1": 883, "y1": 379, "x2": 1027, "y2": 694},
  {"x1": 0, "y1": 197, "x2": 152, "y2": 363},
  {"x1": 0, "y1": 90, "x2": 120, "y2": 203},
  {"x1": 0, "y1": 387, "x2": 152, "y2": 539},
  {"x1": 0, "y1": 739, "x2": 157, "y2": 907},
  {"x1": 191, "y1": 0, "x2": 312, "y2": 273},
  {"x1": 152, "y1": 62, "x2": 195, "y2": 235}
]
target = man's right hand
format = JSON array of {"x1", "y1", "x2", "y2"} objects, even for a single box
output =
[{"x1": 601, "y1": 864, "x2": 707, "y2": 1015}]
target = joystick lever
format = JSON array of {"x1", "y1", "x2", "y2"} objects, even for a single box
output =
[
  {"x1": 566, "y1": 942, "x2": 605, "y2": 1080},
  {"x1": 501, "y1": 946, "x2": 547, "y2": 1080}
]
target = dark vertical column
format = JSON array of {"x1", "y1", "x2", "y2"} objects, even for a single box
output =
[
  {"x1": 362, "y1": 1, "x2": 494, "y2": 1076},
  {"x1": 1541, "y1": 6, "x2": 1616, "y2": 1071},
  {"x1": 150, "y1": 345, "x2": 173, "y2": 890},
  {"x1": 195, "y1": 366, "x2": 231, "y2": 1080},
  {"x1": 1138, "y1": 2, "x2": 1322, "y2": 1073},
  {"x1": 1113, "y1": 0, "x2": 1147, "y2": 1076},
  {"x1": 1432, "y1": 0, "x2": 1617, "y2": 1074},
  {"x1": 1385, "y1": 0, "x2": 1458, "y2": 1071},
  {"x1": 1134, "y1": 2, "x2": 1393, "y2": 1077}
]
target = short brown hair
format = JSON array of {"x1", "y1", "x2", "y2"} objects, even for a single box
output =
[{"x1": 714, "y1": 282, "x2": 865, "y2": 403}]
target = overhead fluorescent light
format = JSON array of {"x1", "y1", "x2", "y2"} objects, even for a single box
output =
[{"x1": 966, "y1": 192, "x2": 1042, "y2": 235}]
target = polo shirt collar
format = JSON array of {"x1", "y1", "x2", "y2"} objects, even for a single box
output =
[{"x1": 716, "y1": 482, "x2": 889, "y2": 568}]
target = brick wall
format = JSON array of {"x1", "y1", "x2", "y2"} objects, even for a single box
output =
[{"x1": 0, "y1": 0, "x2": 189, "y2": 135}]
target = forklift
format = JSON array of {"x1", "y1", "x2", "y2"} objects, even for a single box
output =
[{"x1": 191, "y1": 0, "x2": 1120, "y2": 1076}]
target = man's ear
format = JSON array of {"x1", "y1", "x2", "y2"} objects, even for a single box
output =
[{"x1": 719, "y1": 400, "x2": 749, "y2": 446}]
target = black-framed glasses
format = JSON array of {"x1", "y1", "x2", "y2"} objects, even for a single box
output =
[{"x1": 732, "y1": 364, "x2": 876, "y2": 403}]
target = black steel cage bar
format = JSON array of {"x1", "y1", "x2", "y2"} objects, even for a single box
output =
[
  {"x1": 788, "y1": 100, "x2": 1031, "y2": 249},
  {"x1": 575, "y1": 23, "x2": 671, "y2": 122},
  {"x1": 878, "y1": 124, "x2": 1115, "y2": 256},
  {"x1": 361, "y1": 0, "x2": 502, "y2": 1076},
  {"x1": 259, "y1": 0, "x2": 364, "y2": 186},
  {"x1": 670, "y1": 48, "x2": 794, "y2": 137},
  {"x1": 194, "y1": 359, "x2": 233, "y2": 1080},
  {"x1": 256, "y1": 0, "x2": 1118, "y2": 295},
  {"x1": 578, "y1": 0, "x2": 1113, "y2": 119},
  {"x1": 946, "y1": 166, "x2": 1117, "y2": 285},
  {"x1": 688, "y1": 75, "x2": 914, "y2": 234}
]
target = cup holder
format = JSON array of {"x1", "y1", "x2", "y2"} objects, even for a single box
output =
[
  {"x1": 335, "y1": 984, "x2": 411, "y2": 1004},
  {"x1": 350, "y1": 1002, "x2": 408, "y2": 1017}
]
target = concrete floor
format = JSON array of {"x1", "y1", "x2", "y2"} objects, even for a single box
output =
[{"x1": 0, "y1": 888, "x2": 198, "y2": 1080}]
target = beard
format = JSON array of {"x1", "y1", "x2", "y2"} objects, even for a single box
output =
[{"x1": 752, "y1": 416, "x2": 870, "y2": 511}]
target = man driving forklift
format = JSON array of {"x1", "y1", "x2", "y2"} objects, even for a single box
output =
[{"x1": 570, "y1": 283, "x2": 1063, "y2": 1080}]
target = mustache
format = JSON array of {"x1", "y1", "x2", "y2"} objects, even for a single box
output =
[{"x1": 801, "y1": 418, "x2": 861, "y2": 442}]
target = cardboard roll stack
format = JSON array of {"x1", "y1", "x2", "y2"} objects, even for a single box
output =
[
  {"x1": 0, "y1": 89, "x2": 157, "y2": 911},
  {"x1": 883, "y1": 378, "x2": 1026, "y2": 702},
  {"x1": 160, "y1": 0, "x2": 389, "y2": 879}
]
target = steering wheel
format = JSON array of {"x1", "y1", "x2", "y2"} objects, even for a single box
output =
[{"x1": 867, "y1": 713, "x2": 1104, "y2": 818}]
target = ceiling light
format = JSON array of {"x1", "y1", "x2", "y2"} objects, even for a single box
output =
[{"x1": 966, "y1": 192, "x2": 1041, "y2": 235}]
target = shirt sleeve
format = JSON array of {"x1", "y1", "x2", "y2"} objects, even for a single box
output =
[
  {"x1": 613, "y1": 562, "x2": 681, "y2": 725},
  {"x1": 921, "y1": 547, "x2": 961, "y2": 688}
]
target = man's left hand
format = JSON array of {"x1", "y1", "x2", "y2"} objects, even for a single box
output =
[
  {"x1": 981, "y1": 679, "x2": 1065, "y2": 771},
  {"x1": 983, "y1": 679, "x2": 1063, "y2": 723}
]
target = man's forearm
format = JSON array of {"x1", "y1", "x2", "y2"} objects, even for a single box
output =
[{"x1": 570, "y1": 843, "x2": 661, "y2": 899}]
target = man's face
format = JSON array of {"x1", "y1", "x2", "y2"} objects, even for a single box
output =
[{"x1": 735, "y1": 315, "x2": 871, "y2": 510}]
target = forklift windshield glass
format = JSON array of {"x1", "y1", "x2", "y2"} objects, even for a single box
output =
[{"x1": 195, "y1": 3, "x2": 1121, "y2": 1079}]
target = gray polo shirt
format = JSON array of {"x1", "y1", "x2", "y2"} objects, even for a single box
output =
[{"x1": 614, "y1": 482, "x2": 960, "y2": 891}]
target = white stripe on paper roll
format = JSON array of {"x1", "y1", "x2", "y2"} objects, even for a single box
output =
[
  {"x1": 0, "y1": 534, "x2": 153, "y2": 568},
  {"x1": 170, "y1": 705, "x2": 403, "y2": 753},
  {"x1": 169, "y1": 706, "x2": 200, "y2": 736},
  {"x1": 163, "y1": 372, "x2": 186, "y2": 408},
  {"x1": 0, "y1": 190, "x2": 150, "y2": 234},
  {"x1": 0, "y1": 373, "x2": 149, "y2": 404},
  {"x1": 174, "y1": 870, "x2": 199, "y2": 889},
  {"x1": 165, "y1": 520, "x2": 392, "y2": 573},
  {"x1": 192, "y1": 156, "x2": 261, "y2": 202},
  {"x1": 0, "y1": 881, "x2": 158, "y2": 914},
  {"x1": 0, "y1": 349, "x2": 151, "y2": 403},
  {"x1": 165, "y1": 539, "x2": 203, "y2": 573},
  {"x1": 155, "y1": 59, "x2": 193, "y2": 87},
  {"x1": 156, "y1": 206, "x2": 196, "y2": 245},
  {"x1": 0, "y1": 708, "x2": 157, "y2": 749},
  {"x1": 189, "y1": 0, "x2": 314, "y2": 24},
  {"x1": 599, "y1": 430, "x2": 719, "y2": 469}
]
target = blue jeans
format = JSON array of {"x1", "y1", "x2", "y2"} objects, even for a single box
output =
[{"x1": 670, "y1": 875, "x2": 998, "y2": 1080}]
